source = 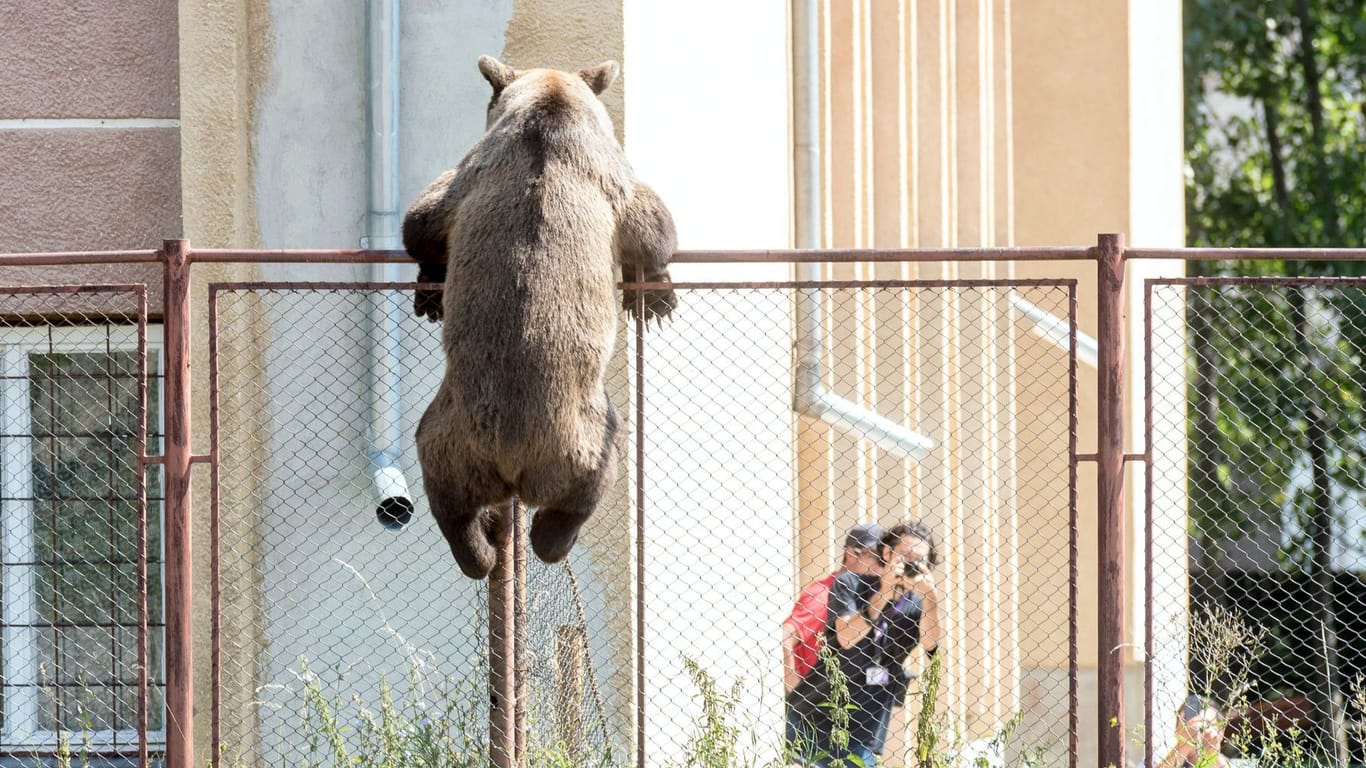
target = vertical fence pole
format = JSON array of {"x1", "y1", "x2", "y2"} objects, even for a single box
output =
[
  {"x1": 162, "y1": 239, "x2": 195, "y2": 768},
  {"x1": 634, "y1": 265, "x2": 647, "y2": 768},
  {"x1": 136, "y1": 286, "x2": 150, "y2": 768},
  {"x1": 491, "y1": 514, "x2": 517, "y2": 768},
  {"x1": 1142, "y1": 280, "x2": 1156, "y2": 768},
  {"x1": 514, "y1": 501, "x2": 528, "y2": 768},
  {"x1": 208, "y1": 287, "x2": 223, "y2": 767},
  {"x1": 1068, "y1": 282, "x2": 1080, "y2": 768},
  {"x1": 1096, "y1": 233, "x2": 1126, "y2": 768}
]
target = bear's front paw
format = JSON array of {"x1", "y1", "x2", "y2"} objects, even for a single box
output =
[
  {"x1": 414, "y1": 286, "x2": 444, "y2": 322},
  {"x1": 623, "y1": 271, "x2": 677, "y2": 324}
]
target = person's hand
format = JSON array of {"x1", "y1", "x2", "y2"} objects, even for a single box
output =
[
  {"x1": 1173, "y1": 708, "x2": 1223, "y2": 759},
  {"x1": 879, "y1": 564, "x2": 909, "y2": 596},
  {"x1": 784, "y1": 666, "x2": 801, "y2": 693},
  {"x1": 907, "y1": 567, "x2": 937, "y2": 599}
]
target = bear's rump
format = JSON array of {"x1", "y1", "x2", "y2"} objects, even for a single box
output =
[{"x1": 441, "y1": 351, "x2": 612, "y2": 472}]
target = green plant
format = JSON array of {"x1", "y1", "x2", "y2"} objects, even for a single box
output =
[
  {"x1": 291, "y1": 651, "x2": 626, "y2": 768},
  {"x1": 1189, "y1": 604, "x2": 1267, "y2": 710},
  {"x1": 670, "y1": 657, "x2": 743, "y2": 768},
  {"x1": 668, "y1": 654, "x2": 806, "y2": 768},
  {"x1": 817, "y1": 643, "x2": 856, "y2": 768},
  {"x1": 1184, "y1": 605, "x2": 1351, "y2": 768},
  {"x1": 905, "y1": 653, "x2": 1041, "y2": 768},
  {"x1": 913, "y1": 651, "x2": 945, "y2": 768},
  {"x1": 292, "y1": 654, "x2": 499, "y2": 768}
]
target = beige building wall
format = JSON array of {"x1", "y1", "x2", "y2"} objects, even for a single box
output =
[
  {"x1": 0, "y1": 0, "x2": 268, "y2": 763},
  {"x1": 0, "y1": 0, "x2": 179, "y2": 296},
  {"x1": 179, "y1": 0, "x2": 269, "y2": 762},
  {"x1": 805, "y1": 1, "x2": 1186, "y2": 765}
]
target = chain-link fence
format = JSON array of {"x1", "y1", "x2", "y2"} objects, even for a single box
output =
[
  {"x1": 11, "y1": 244, "x2": 1366, "y2": 768},
  {"x1": 638, "y1": 281, "x2": 1076, "y2": 768},
  {"x1": 209, "y1": 284, "x2": 630, "y2": 768},
  {"x1": 199, "y1": 276, "x2": 1078, "y2": 768},
  {"x1": 1148, "y1": 277, "x2": 1366, "y2": 768}
]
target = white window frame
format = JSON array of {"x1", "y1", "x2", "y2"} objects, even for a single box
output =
[{"x1": 0, "y1": 324, "x2": 165, "y2": 751}]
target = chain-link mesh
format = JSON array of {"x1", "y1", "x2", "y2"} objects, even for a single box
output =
[
  {"x1": 210, "y1": 286, "x2": 630, "y2": 768},
  {"x1": 640, "y1": 283, "x2": 1075, "y2": 768},
  {"x1": 1149, "y1": 278, "x2": 1366, "y2": 768},
  {"x1": 204, "y1": 279, "x2": 1076, "y2": 768},
  {"x1": 0, "y1": 287, "x2": 159, "y2": 760}
]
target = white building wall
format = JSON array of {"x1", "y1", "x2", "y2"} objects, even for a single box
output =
[{"x1": 623, "y1": 2, "x2": 794, "y2": 764}]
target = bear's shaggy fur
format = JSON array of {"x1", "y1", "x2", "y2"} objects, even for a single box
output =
[{"x1": 402, "y1": 55, "x2": 677, "y2": 579}]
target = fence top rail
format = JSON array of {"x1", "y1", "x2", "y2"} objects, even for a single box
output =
[
  {"x1": 0, "y1": 250, "x2": 161, "y2": 266},
  {"x1": 6, "y1": 244, "x2": 1366, "y2": 267},
  {"x1": 1127, "y1": 247, "x2": 1366, "y2": 261},
  {"x1": 188, "y1": 246, "x2": 1096, "y2": 264}
]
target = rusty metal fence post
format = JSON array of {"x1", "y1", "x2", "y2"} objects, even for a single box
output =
[
  {"x1": 633, "y1": 264, "x2": 647, "y2": 768},
  {"x1": 1096, "y1": 233, "x2": 1127, "y2": 768},
  {"x1": 162, "y1": 239, "x2": 195, "y2": 768},
  {"x1": 490, "y1": 521, "x2": 517, "y2": 768}
]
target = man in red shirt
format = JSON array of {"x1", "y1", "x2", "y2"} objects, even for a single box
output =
[{"x1": 781, "y1": 522, "x2": 885, "y2": 761}]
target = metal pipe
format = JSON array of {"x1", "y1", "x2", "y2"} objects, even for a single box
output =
[
  {"x1": 1095, "y1": 233, "x2": 1127, "y2": 768},
  {"x1": 1127, "y1": 246, "x2": 1366, "y2": 261},
  {"x1": 186, "y1": 246, "x2": 1096, "y2": 265},
  {"x1": 634, "y1": 265, "x2": 648, "y2": 768},
  {"x1": 162, "y1": 239, "x2": 195, "y2": 768},
  {"x1": 1142, "y1": 278, "x2": 1155, "y2": 768},
  {"x1": 135, "y1": 286, "x2": 150, "y2": 768},
  {"x1": 364, "y1": 0, "x2": 414, "y2": 530},
  {"x1": 1067, "y1": 283, "x2": 1079, "y2": 768},
  {"x1": 490, "y1": 533, "x2": 516, "y2": 768},
  {"x1": 791, "y1": 0, "x2": 934, "y2": 461},
  {"x1": 208, "y1": 287, "x2": 223, "y2": 766},
  {"x1": 0, "y1": 250, "x2": 161, "y2": 265},
  {"x1": 513, "y1": 501, "x2": 527, "y2": 768}
]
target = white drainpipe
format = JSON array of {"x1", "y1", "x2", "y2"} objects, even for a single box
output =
[
  {"x1": 791, "y1": 0, "x2": 934, "y2": 461},
  {"x1": 365, "y1": 0, "x2": 414, "y2": 529}
]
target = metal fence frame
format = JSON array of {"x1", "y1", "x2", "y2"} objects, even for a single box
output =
[{"x1": 2, "y1": 234, "x2": 1366, "y2": 768}]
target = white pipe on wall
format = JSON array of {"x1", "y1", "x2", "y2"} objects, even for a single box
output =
[
  {"x1": 791, "y1": 0, "x2": 935, "y2": 462},
  {"x1": 365, "y1": 0, "x2": 414, "y2": 529}
]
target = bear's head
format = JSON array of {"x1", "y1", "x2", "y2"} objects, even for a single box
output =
[{"x1": 477, "y1": 55, "x2": 619, "y2": 136}]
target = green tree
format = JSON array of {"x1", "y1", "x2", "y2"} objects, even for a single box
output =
[{"x1": 1185, "y1": 0, "x2": 1366, "y2": 763}]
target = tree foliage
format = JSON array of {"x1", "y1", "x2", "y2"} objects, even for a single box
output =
[
  {"x1": 1186, "y1": 0, "x2": 1366, "y2": 251},
  {"x1": 1185, "y1": 0, "x2": 1366, "y2": 760}
]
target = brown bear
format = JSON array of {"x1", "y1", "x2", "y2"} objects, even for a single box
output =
[{"x1": 402, "y1": 55, "x2": 677, "y2": 579}]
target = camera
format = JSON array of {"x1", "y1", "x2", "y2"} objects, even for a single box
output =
[{"x1": 902, "y1": 559, "x2": 930, "y2": 577}]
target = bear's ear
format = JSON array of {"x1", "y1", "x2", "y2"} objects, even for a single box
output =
[
  {"x1": 478, "y1": 55, "x2": 518, "y2": 93},
  {"x1": 578, "y1": 61, "x2": 619, "y2": 95}
]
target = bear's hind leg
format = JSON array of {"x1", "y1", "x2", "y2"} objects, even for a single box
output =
[
  {"x1": 423, "y1": 468, "x2": 513, "y2": 579},
  {"x1": 527, "y1": 409, "x2": 620, "y2": 564}
]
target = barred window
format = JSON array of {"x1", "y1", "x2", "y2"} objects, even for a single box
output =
[{"x1": 0, "y1": 326, "x2": 163, "y2": 751}]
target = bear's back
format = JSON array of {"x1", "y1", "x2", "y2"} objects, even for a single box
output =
[{"x1": 439, "y1": 71, "x2": 631, "y2": 467}]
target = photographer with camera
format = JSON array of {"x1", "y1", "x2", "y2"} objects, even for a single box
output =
[
  {"x1": 824, "y1": 520, "x2": 942, "y2": 766},
  {"x1": 783, "y1": 522, "x2": 886, "y2": 765}
]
